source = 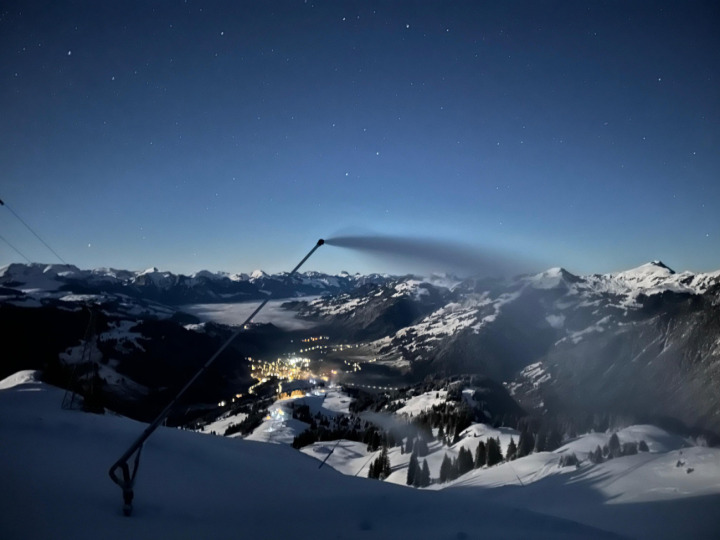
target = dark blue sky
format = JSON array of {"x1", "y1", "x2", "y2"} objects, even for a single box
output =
[{"x1": 1, "y1": 1, "x2": 718, "y2": 276}]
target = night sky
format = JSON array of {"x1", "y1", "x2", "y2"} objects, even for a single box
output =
[{"x1": 1, "y1": 1, "x2": 718, "y2": 276}]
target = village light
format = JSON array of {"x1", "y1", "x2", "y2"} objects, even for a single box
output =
[{"x1": 108, "y1": 239, "x2": 325, "y2": 516}]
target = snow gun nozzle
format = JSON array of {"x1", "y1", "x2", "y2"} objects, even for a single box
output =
[{"x1": 317, "y1": 238, "x2": 325, "y2": 246}]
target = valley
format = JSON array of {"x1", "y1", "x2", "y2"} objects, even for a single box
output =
[{"x1": 1, "y1": 261, "x2": 720, "y2": 538}]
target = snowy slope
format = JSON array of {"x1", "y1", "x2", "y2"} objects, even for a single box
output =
[
  {"x1": 245, "y1": 388, "x2": 351, "y2": 444},
  {"x1": 0, "y1": 379, "x2": 621, "y2": 540},
  {"x1": 241, "y1": 383, "x2": 720, "y2": 539},
  {"x1": 395, "y1": 389, "x2": 448, "y2": 415},
  {"x1": 448, "y1": 426, "x2": 720, "y2": 540},
  {"x1": 301, "y1": 421, "x2": 720, "y2": 540}
]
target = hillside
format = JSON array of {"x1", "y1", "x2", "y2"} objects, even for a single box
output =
[{"x1": 0, "y1": 376, "x2": 622, "y2": 540}]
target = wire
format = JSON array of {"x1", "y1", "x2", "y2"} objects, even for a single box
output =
[
  {"x1": 0, "y1": 198, "x2": 67, "y2": 264},
  {"x1": 108, "y1": 239, "x2": 326, "y2": 515},
  {"x1": 0, "y1": 233, "x2": 31, "y2": 263}
]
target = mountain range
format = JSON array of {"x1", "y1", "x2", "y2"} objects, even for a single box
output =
[{"x1": 2, "y1": 260, "x2": 719, "y2": 437}]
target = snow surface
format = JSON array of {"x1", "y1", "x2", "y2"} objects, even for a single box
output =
[
  {"x1": 447, "y1": 426, "x2": 720, "y2": 540},
  {"x1": 243, "y1": 380, "x2": 720, "y2": 540},
  {"x1": 244, "y1": 388, "x2": 352, "y2": 444},
  {"x1": 0, "y1": 369, "x2": 40, "y2": 389},
  {"x1": 303, "y1": 420, "x2": 720, "y2": 540},
  {"x1": 0, "y1": 380, "x2": 623, "y2": 540},
  {"x1": 395, "y1": 390, "x2": 448, "y2": 416},
  {"x1": 198, "y1": 410, "x2": 248, "y2": 435},
  {"x1": 321, "y1": 386, "x2": 354, "y2": 415}
]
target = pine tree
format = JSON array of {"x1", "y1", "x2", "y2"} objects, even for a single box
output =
[
  {"x1": 372, "y1": 431, "x2": 382, "y2": 451},
  {"x1": 638, "y1": 440, "x2": 649, "y2": 452},
  {"x1": 587, "y1": 445, "x2": 604, "y2": 464},
  {"x1": 439, "y1": 453, "x2": 453, "y2": 483},
  {"x1": 506, "y1": 437, "x2": 517, "y2": 461},
  {"x1": 368, "y1": 459, "x2": 378, "y2": 479},
  {"x1": 366, "y1": 429, "x2": 381, "y2": 452},
  {"x1": 418, "y1": 459, "x2": 431, "y2": 487},
  {"x1": 368, "y1": 446, "x2": 392, "y2": 480},
  {"x1": 457, "y1": 446, "x2": 474, "y2": 476},
  {"x1": 474, "y1": 440, "x2": 486, "y2": 469},
  {"x1": 380, "y1": 446, "x2": 391, "y2": 479},
  {"x1": 486, "y1": 437, "x2": 503, "y2": 467},
  {"x1": 622, "y1": 441, "x2": 638, "y2": 456},
  {"x1": 407, "y1": 449, "x2": 419, "y2": 486},
  {"x1": 608, "y1": 432, "x2": 621, "y2": 458},
  {"x1": 558, "y1": 452, "x2": 579, "y2": 467},
  {"x1": 517, "y1": 429, "x2": 535, "y2": 458}
]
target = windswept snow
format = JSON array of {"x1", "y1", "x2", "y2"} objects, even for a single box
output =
[
  {"x1": 303, "y1": 417, "x2": 720, "y2": 540},
  {"x1": 447, "y1": 425, "x2": 720, "y2": 540},
  {"x1": 0, "y1": 381, "x2": 623, "y2": 540}
]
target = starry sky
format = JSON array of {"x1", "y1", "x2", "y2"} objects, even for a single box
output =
[{"x1": 1, "y1": 1, "x2": 718, "y2": 277}]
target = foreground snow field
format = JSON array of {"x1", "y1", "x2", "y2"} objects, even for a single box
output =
[
  {"x1": 2, "y1": 376, "x2": 719, "y2": 539},
  {"x1": 264, "y1": 390, "x2": 720, "y2": 540},
  {"x1": 300, "y1": 428, "x2": 720, "y2": 540},
  {"x1": 1, "y1": 378, "x2": 621, "y2": 540}
]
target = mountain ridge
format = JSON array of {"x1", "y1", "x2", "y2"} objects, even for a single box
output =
[{"x1": 2, "y1": 260, "x2": 719, "y2": 435}]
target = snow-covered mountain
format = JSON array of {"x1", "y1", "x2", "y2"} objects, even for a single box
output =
[
  {"x1": 295, "y1": 262, "x2": 720, "y2": 434},
  {"x1": 0, "y1": 262, "x2": 392, "y2": 304},
  {"x1": 2, "y1": 260, "x2": 719, "y2": 436}
]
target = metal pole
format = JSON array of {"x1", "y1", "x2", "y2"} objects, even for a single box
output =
[{"x1": 109, "y1": 239, "x2": 324, "y2": 515}]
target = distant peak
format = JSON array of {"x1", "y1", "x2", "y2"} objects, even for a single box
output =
[
  {"x1": 611, "y1": 261, "x2": 677, "y2": 284},
  {"x1": 626, "y1": 261, "x2": 676, "y2": 275},
  {"x1": 528, "y1": 267, "x2": 580, "y2": 289},
  {"x1": 538, "y1": 267, "x2": 580, "y2": 280},
  {"x1": 191, "y1": 270, "x2": 220, "y2": 280},
  {"x1": 649, "y1": 260, "x2": 674, "y2": 272}
]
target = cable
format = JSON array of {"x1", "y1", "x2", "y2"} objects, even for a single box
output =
[
  {"x1": 0, "y1": 233, "x2": 31, "y2": 263},
  {"x1": 0, "y1": 198, "x2": 67, "y2": 264},
  {"x1": 108, "y1": 238, "x2": 325, "y2": 516}
]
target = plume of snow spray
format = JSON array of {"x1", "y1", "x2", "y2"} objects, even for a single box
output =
[{"x1": 325, "y1": 235, "x2": 537, "y2": 277}]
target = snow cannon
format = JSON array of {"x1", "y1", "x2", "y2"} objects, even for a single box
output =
[{"x1": 108, "y1": 238, "x2": 325, "y2": 516}]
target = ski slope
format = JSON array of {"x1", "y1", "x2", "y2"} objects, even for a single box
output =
[
  {"x1": 300, "y1": 420, "x2": 720, "y2": 540},
  {"x1": 0, "y1": 377, "x2": 622, "y2": 539}
]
